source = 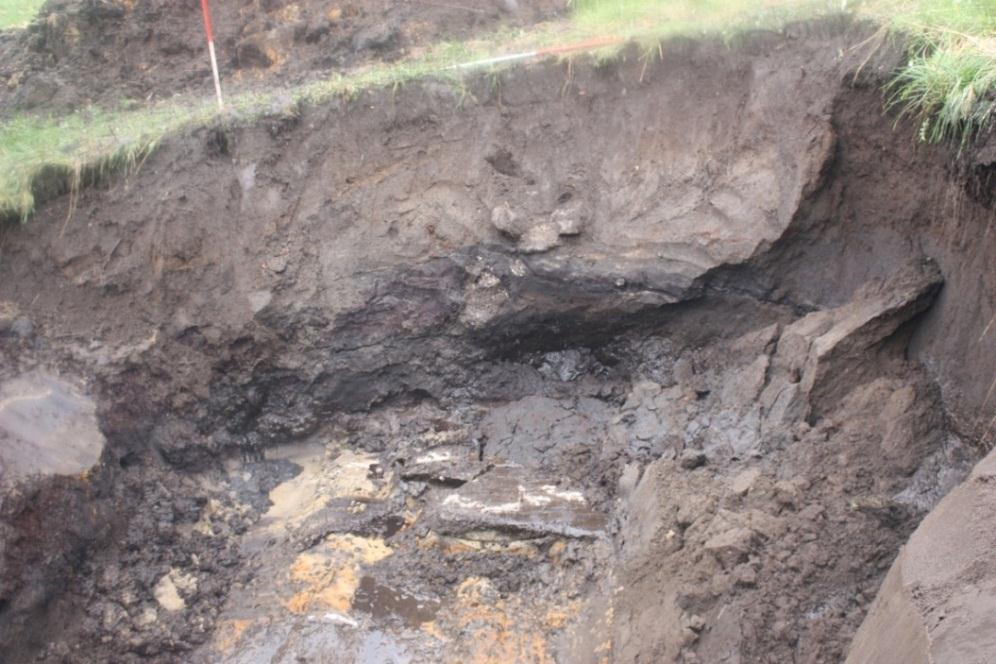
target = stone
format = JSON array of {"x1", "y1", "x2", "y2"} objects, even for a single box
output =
[
  {"x1": 773, "y1": 480, "x2": 802, "y2": 509},
  {"x1": 235, "y1": 37, "x2": 275, "y2": 69},
  {"x1": 426, "y1": 465, "x2": 607, "y2": 538},
  {"x1": 459, "y1": 269, "x2": 510, "y2": 330},
  {"x1": 685, "y1": 614, "x2": 706, "y2": 633},
  {"x1": 0, "y1": 301, "x2": 20, "y2": 334},
  {"x1": 351, "y1": 22, "x2": 400, "y2": 52},
  {"x1": 720, "y1": 355, "x2": 770, "y2": 407},
  {"x1": 267, "y1": 254, "x2": 288, "y2": 274},
  {"x1": 704, "y1": 527, "x2": 755, "y2": 569},
  {"x1": 248, "y1": 290, "x2": 272, "y2": 314},
  {"x1": 12, "y1": 72, "x2": 61, "y2": 110},
  {"x1": 518, "y1": 223, "x2": 562, "y2": 254},
  {"x1": 632, "y1": 409, "x2": 663, "y2": 441},
  {"x1": 492, "y1": 201, "x2": 590, "y2": 253},
  {"x1": 478, "y1": 395, "x2": 610, "y2": 466},
  {"x1": 549, "y1": 200, "x2": 590, "y2": 236},
  {"x1": 730, "y1": 468, "x2": 761, "y2": 496},
  {"x1": 490, "y1": 202, "x2": 523, "y2": 239},
  {"x1": 846, "y1": 447, "x2": 996, "y2": 664},
  {"x1": 680, "y1": 450, "x2": 708, "y2": 470},
  {"x1": 153, "y1": 574, "x2": 185, "y2": 612},
  {"x1": 136, "y1": 606, "x2": 158, "y2": 627},
  {"x1": 733, "y1": 563, "x2": 758, "y2": 587},
  {"x1": 537, "y1": 349, "x2": 590, "y2": 382},
  {"x1": 673, "y1": 358, "x2": 695, "y2": 385},
  {"x1": 399, "y1": 445, "x2": 480, "y2": 486},
  {"x1": 0, "y1": 373, "x2": 105, "y2": 485},
  {"x1": 760, "y1": 259, "x2": 942, "y2": 424},
  {"x1": 9, "y1": 317, "x2": 32, "y2": 338},
  {"x1": 618, "y1": 463, "x2": 641, "y2": 496}
]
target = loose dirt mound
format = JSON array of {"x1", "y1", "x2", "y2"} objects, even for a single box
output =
[
  {"x1": 1, "y1": 14, "x2": 995, "y2": 664},
  {"x1": 0, "y1": 0, "x2": 564, "y2": 115}
]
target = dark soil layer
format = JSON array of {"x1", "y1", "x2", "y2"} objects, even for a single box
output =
[
  {"x1": 0, "y1": 0, "x2": 564, "y2": 116},
  {"x1": 1, "y1": 15, "x2": 995, "y2": 664}
]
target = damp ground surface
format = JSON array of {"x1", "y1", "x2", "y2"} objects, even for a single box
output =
[{"x1": 2, "y1": 6, "x2": 996, "y2": 664}]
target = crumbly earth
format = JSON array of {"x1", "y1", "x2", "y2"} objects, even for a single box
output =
[
  {"x1": 1, "y1": 12, "x2": 995, "y2": 664},
  {"x1": 0, "y1": 0, "x2": 565, "y2": 116}
]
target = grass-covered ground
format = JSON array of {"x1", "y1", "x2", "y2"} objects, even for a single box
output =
[
  {"x1": 854, "y1": 0, "x2": 996, "y2": 144},
  {"x1": 0, "y1": 0, "x2": 45, "y2": 29},
  {"x1": 1, "y1": 0, "x2": 994, "y2": 221}
]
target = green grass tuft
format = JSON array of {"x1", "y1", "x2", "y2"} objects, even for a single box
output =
[
  {"x1": 0, "y1": 105, "x2": 217, "y2": 222},
  {"x1": 568, "y1": 0, "x2": 842, "y2": 47},
  {"x1": 888, "y1": 41, "x2": 996, "y2": 145},
  {"x1": 854, "y1": 0, "x2": 996, "y2": 146},
  {"x1": 0, "y1": 0, "x2": 45, "y2": 29},
  {"x1": 859, "y1": 0, "x2": 996, "y2": 36}
]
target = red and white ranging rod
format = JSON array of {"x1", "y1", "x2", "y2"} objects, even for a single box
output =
[{"x1": 200, "y1": 0, "x2": 225, "y2": 110}]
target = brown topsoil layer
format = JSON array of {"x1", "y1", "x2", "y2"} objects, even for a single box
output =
[
  {"x1": 0, "y1": 0, "x2": 565, "y2": 116},
  {"x1": 1, "y1": 12, "x2": 995, "y2": 664}
]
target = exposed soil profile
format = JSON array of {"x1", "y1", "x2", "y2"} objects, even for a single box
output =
[{"x1": 1, "y1": 12, "x2": 996, "y2": 664}]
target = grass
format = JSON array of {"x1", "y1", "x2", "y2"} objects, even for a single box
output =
[
  {"x1": 854, "y1": 0, "x2": 996, "y2": 146},
  {"x1": 0, "y1": 106, "x2": 213, "y2": 222},
  {"x1": 889, "y1": 42, "x2": 996, "y2": 145},
  {"x1": 0, "y1": 0, "x2": 994, "y2": 222},
  {"x1": 571, "y1": 0, "x2": 834, "y2": 37},
  {"x1": 0, "y1": 0, "x2": 44, "y2": 29}
]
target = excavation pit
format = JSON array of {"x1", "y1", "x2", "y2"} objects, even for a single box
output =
[{"x1": 1, "y1": 16, "x2": 995, "y2": 664}]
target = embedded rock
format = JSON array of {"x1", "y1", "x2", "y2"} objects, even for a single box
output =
[
  {"x1": 846, "y1": 447, "x2": 996, "y2": 664},
  {"x1": 761, "y1": 259, "x2": 943, "y2": 425},
  {"x1": 0, "y1": 373, "x2": 105, "y2": 485},
  {"x1": 426, "y1": 465, "x2": 607, "y2": 538}
]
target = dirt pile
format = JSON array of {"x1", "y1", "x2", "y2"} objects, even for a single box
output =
[
  {"x1": 0, "y1": 0, "x2": 564, "y2": 115},
  {"x1": 1, "y1": 14, "x2": 995, "y2": 664}
]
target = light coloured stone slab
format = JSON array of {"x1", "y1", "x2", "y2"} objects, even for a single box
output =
[{"x1": 0, "y1": 372, "x2": 104, "y2": 483}]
